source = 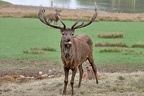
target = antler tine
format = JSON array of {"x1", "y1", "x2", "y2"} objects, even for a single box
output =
[
  {"x1": 57, "y1": 15, "x2": 66, "y2": 29},
  {"x1": 72, "y1": 22, "x2": 84, "y2": 29},
  {"x1": 38, "y1": 8, "x2": 66, "y2": 29},
  {"x1": 71, "y1": 19, "x2": 81, "y2": 29},
  {"x1": 71, "y1": 1, "x2": 98, "y2": 30}
]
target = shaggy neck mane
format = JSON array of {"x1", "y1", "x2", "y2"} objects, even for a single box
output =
[{"x1": 61, "y1": 42, "x2": 74, "y2": 62}]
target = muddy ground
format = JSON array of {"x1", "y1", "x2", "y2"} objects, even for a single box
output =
[{"x1": 0, "y1": 59, "x2": 144, "y2": 82}]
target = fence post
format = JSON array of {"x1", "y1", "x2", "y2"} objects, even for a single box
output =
[{"x1": 51, "y1": 0, "x2": 53, "y2": 8}]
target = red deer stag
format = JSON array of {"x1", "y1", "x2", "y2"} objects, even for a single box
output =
[
  {"x1": 38, "y1": 2, "x2": 98, "y2": 96},
  {"x1": 47, "y1": 9, "x2": 61, "y2": 25}
]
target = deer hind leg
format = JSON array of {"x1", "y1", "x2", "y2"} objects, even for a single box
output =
[
  {"x1": 62, "y1": 67, "x2": 69, "y2": 95},
  {"x1": 48, "y1": 19, "x2": 52, "y2": 23},
  {"x1": 55, "y1": 21, "x2": 58, "y2": 25},
  {"x1": 87, "y1": 57, "x2": 99, "y2": 84},
  {"x1": 54, "y1": 21, "x2": 56, "y2": 25},
  {"x1": 78, "y1": 64, "x2": 83, "y2": 88},
  {"x1": 71, "y1": 68, "x2": 77, "y2": 96},
  {"x1": 47, "y1": 20, "x2": 53, "y2": 28}
]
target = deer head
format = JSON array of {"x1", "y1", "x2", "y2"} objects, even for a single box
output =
[{"x1": 55, "y1": 9, "x2": 61, "y2": 16}]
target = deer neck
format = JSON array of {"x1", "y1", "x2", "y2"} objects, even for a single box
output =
[
  {"x1": 55, "y1": 13, "x2": 59, "y2": 19},
  {"x1": 61, "y1": 40, "x2": 75, "y2": 62}
]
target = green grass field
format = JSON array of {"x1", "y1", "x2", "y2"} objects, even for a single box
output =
[{"x1": 0, "y1": 17, "x2": 144, "y2": 65}]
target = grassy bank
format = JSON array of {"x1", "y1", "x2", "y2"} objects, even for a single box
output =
[{"x1": 0, "y1": 17, "x2": 144, "y2": 65}]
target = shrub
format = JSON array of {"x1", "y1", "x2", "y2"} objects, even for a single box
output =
[
  {"x1": 23, "y1": 50, "x2": 29, "y2": 54},
  {"x1": 31, "y1": 47, "x2": 41, "y2": 50},
  {"x1": 23, "y1": 13, "x2": 38, "y2": 18},
  {"x1": 99, "y1": 47, "x2": 135, "y2": 54},
  {"x1": 97, "y1": 32, "x2": 123, "y2": 38},
  {"x1": 121, "y1": 48, "x2": 134, "y2": 55},
  {"x1": 132, "y1": 42, "x2": 144, "y2": 48},
  {"x1": 99, "y1": 47, "x2": 121, "y2": 53},
  {"x1": 42, "y1": 46, "x2": 56, "y2": 51},
  {"x1": 95, "y1": 42, "x2": 103, "y2": 47},
  {"x1": 30, "y1": 50, "x2": 45, "y2": 54},
  {"x1": 23, "y1": 49, "x2": 45, "y2": 54},
  {"x1": 95, "y1": 42, "x2": 128, "y2": 47},
  {"x1": 23, "y1": 46, "x2": 56, "y2": 54}
]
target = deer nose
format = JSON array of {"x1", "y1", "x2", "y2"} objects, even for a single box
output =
[{"x1": 67, "y1": 38, "x2": 71, "y2": 42}]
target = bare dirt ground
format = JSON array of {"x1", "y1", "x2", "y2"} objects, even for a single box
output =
[
  {"x1": 0, "y1": 4, "x2": 144, "y2": 96},
  {"x1": 0, "y1": 58, "x2": 142, "y2": 96},
  {"x1": 0, "y1": 59, "x2": 144, "y2": 82},
  {"x1": 0, "y1": 71, "x2": 144, "y2": 96}
]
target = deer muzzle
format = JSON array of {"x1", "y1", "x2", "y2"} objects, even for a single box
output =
[
  {"x1": 65, "y1": 41, "x2": 72, "y2": 45},
  {"x1": 65, "y1": 38, "x2": 72, "y2": 45}
]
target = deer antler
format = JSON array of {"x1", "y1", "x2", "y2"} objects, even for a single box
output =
[
  {"x1": 38, "y1": 8, "x2": 66, "y2": 29},
  {"x1": 71, "y1": 1, "x2": 98, "y2": 30}
]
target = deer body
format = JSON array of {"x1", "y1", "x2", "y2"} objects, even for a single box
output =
[
  {"x1": 38, "y1": 2, "x2": 98, "y2": 95},
  {"x1": 61, "y1": 33, "x2": 97, "y2": 95},
  {"x1": 48, "y1": 10, "x2": 61, "y2": 25},
  {"x1": 61, "y1": 34, "x2": 92, "y2": 69}
]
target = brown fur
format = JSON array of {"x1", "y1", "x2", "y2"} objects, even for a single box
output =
[
  {"x1": 47, "y1": 9, "x2": 61, "y2": 25},
  {"x1": 83, "y1": 62, "x2": 100, "y2": 80}
]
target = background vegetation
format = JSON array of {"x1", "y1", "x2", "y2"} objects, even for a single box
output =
[
  {"x1": 0, "y1": 0, "x2": 11, "y2": 5},
  {"x1": 0, "y1": 17, "x2": 144, "y2": 66}
]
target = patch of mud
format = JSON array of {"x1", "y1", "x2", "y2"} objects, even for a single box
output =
[
  {"x1": 0, "y1": 58, "x2": 64, "y2": 83},
  {"x1": 0, "y1": 58, "x2": 144, "y2": 84}
]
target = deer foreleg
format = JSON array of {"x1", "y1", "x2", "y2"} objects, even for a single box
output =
[
  {"x1": 71, "y1": 68, "x2": 77, "y2": 96},
  {"x1": 55, "y1": 21, "x2": 58, "y2": 25},
  {"x1": 54, "y1": 21, "x2": 56, "y2": 25},
  {"x1": 48, "y1": 19, "x2": 52, "y2": 23},
  {"x1": 78, "y1": 64, "x2": 83, "y2": 88},
  {"x1": 62, "y1": 67, "x2": 69, "y2": 95}
]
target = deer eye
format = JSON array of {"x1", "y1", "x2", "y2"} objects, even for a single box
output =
[
  {"x1": 62, "y1": 32, "x2": 65, "y2": 35},
  {"x1": 72, "y1": 33, "x2": 74, "y2": 35}
]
